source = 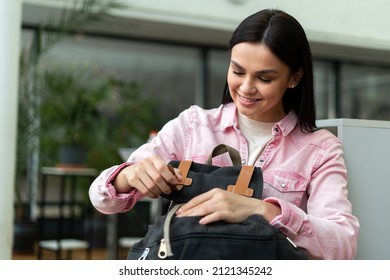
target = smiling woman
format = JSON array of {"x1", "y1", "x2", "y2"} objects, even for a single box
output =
[
  {"x1": 88, "y1": 8, "x2": 359, "y2": 260},
  {"x1": 227, "y1": 43, "x2": 302, "y2": 122}
]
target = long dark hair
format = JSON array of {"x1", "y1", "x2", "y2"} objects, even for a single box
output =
[{"x1": 221, "y1": 9, "x2": 316, "y2": 132}]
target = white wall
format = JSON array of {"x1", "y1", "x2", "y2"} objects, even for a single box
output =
[
  {"x1": 22, "y1": 0, "x2": 390, "y2": 50},
  {"x1": 0, "y1": 0, "x2": 21, "y2": 260},
  {"x1": 22, "y1": 0, "x2": 390, "y2": 63},
  {"x1": 117, "y1": 0, "x2": 390, "y2": 50},
  {"x1": 317, "y1": 119, "x2": 390, "y2": 259}
]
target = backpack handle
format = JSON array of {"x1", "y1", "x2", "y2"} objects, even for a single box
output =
[{"x1": 205, "y1": 144, "x2": 242, "y2": 166}]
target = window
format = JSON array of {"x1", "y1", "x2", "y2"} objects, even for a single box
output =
[
  {"x1": 39, "y1": 34, "x2": 199, "y2": 127},
  {"x1": 22, "y1": 27, "x2": 390, "y2": 125},
  {"x1": 340, "y1": 63, "x2": 390, "y2": 121},
  {"x1": 207, "y1": 49, "x2": 229, "y2": 108}
]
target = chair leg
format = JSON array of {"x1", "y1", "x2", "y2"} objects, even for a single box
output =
[
  {"x1": 37, "y1": 246, "x2": 41, "y2": 260},
  {"x1": 86, "y1": 247, "x2": 92, "y2": 260},
  {"x1": 67, "y1": 250, "x2": 72, "y2": 260},
  {"x1": 56, "y1": 249, "x2": 61, "y2": 260}
]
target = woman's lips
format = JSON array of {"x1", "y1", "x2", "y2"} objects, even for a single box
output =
[{"x1": 238, "y1": 93, "x2": 262, "y2": 105}]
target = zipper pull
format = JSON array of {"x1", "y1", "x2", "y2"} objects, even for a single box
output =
[
  {"x1": 158, "y1": 239, "x2": 168, "y2": 259},
  {"x1": 286, "y1": 237, "x2": 298, "y2": 249},
  {"x1": 138, "y1": 248, "x2": 150, "y2": 260}
]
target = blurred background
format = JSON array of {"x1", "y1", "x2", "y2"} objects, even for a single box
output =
[{"x1": 2, "y1": 0, "x2": 390, "y2": 260}]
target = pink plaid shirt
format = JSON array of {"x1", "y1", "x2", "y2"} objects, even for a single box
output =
[{"x1": 89, "y1": 102, "x2": 359, "y2": 259}]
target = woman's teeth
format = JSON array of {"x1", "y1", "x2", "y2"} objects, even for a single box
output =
[{"x1": 239, "y1": 94, "x2": 260, "y2": 102}]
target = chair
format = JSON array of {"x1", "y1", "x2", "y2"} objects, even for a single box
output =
[
  {"x1": 37, "y1": 167, "x2": 98, "y2": 259},
  {"x1": 115, "y1": 201, "x2": 151, "y2": 259},
  {"x1": 115, "y1": 197, "x2": 171, "y2": 259},
  {"x1": 117, "y1": 237, "x2": 143, "y2": 259}
]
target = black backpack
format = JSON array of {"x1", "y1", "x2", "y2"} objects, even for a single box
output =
[{"x1": 127, "y1": 144, "x2": 308, "y2": 260}]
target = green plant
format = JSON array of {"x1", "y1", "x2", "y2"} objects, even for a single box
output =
[
  {"x1": 16, "y1": 0, "x2": 125, "y2": 222},
  {"x1": 40, "y1": 66, "x2": 110, "y2": 163},
  {"x1": 85, "y1": 79, "x2": 158, "y2": 171},
  {"x1": 39, "y1": 66, "x2": 158, "y2": 171}
]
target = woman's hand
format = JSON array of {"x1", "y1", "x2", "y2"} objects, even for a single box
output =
[
  {"x1": 176, "y1": 188, "x2": 281, "y2": 224},
  {"x1": 113, "y1": 155, "x2": 182, "y2": 198}
]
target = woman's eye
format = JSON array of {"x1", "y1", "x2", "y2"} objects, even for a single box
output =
[
  {"x1": 259, "y1": 77, "x2": 272, "y2": 83},
  {"x1": 233, "y1": 71, "x2": 244, "y2": 76},
  {"x1": 231, "y1": 69, "x2": 272, "y2": 83}
]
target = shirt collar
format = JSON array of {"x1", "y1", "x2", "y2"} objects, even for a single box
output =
[
  {"x1": 221, "y1": 102, "x2": 238, "y2": 131},
  {"x1": 274, "y1": 111, "x2": 298, "y2": 136},
  {"x1": 221, "y1": 103, "x2": 298, "y2": 136}
]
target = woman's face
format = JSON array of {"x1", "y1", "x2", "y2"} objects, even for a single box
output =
[{"x1": 227, "y1": 42, "x2": 299, "y2": 122}]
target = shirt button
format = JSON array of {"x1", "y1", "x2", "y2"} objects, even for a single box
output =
[
  {"x1": 281, "y1": 183, "x2": 286, "y2": 188},
  {"x1": 259, "y1": 159, "x2": 264, "y2": 163},
  {"x1": 241, "y1": 160, "x2": 246, "y2": 165}
]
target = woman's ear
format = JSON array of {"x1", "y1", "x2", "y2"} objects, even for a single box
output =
[{"x1": 288, "y1": 68, "x2": 304, "y2": 88}]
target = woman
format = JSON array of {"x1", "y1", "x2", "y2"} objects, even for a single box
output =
[{"x1": 89, "y1": 9, "x2": 359, "y2": 259}]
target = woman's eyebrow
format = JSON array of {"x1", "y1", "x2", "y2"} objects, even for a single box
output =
[{"x1": 230, "y1": 60, "x2": 278, "y2": 74}]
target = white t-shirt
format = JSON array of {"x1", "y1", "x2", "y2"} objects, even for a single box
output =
[{"x1": 237, "y1": 112, "x2": 275, "y2": 165}]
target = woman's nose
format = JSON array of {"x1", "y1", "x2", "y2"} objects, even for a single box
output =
[{"x1": 240, "y1": 78, "x2": 257, "y2": 94}]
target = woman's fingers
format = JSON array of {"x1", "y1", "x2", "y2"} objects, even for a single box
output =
[
  {"x1": 127, "y1": 156, "x2": 181, "y2": 198},
  {"x1": 176, "y1": 188, "x2": 262, "y2": 224}
]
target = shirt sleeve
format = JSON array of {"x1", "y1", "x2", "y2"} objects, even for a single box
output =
[
  {"x1": 88, "y1": 106, "x2": 194, "y2": 214},
  {"x1": 264, "y1": 141, "x2": 359, "y2": 260},
  {"x1": 88, "y1": 162, "x2": 145, "y2": 214}
]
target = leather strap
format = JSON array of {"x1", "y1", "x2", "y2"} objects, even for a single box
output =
[
  {"x1": 168, "y1": 145, "x2": 253, "y2": 196},
  {"x1": 227, "y1": 165, "x2": 255, "y2": 197},
  {"x1": 168, "y1": 161, "x2": 192, "y2": 191}
]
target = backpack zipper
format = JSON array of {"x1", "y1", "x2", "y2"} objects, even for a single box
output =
[{"x1": 138, "y1": 248, "x2": 150, "y2": 260}]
